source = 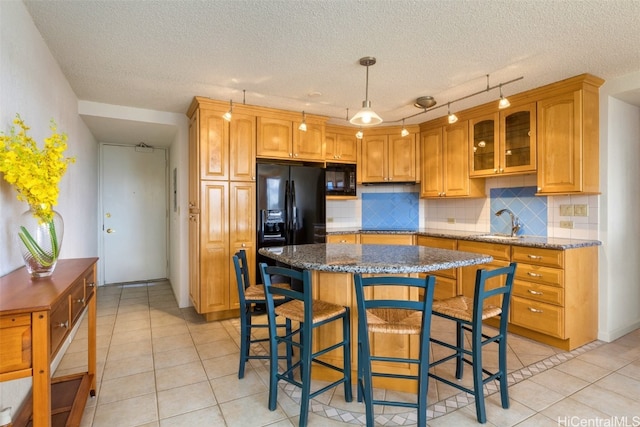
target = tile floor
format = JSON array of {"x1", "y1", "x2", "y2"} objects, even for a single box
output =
[{"x1": 54, "y1": 280, "x2": 640, "y2": 426}]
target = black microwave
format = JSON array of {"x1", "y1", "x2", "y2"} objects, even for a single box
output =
[{"x1": 325, "y1": 163, "x2": 356, "y2": 196}]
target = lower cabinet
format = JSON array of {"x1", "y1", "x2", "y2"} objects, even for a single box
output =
[
  {"x1": 415, "y1": 236, "x2": 459, "y2": 300},
  {"x1": 326, "y1": 234, "x2": 359, "y2": 244},
  {"x1": 359, "y1": 233, "x2": 414, "y2": 245}
]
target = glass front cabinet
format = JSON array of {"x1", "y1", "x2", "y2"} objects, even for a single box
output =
[{"x1": 469, "y1": 103, "x2": 536, "y2": 177}]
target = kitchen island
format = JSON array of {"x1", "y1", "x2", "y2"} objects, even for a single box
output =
[{"x1": 258, "y1": 243, "x2": 492, "y2": 392}]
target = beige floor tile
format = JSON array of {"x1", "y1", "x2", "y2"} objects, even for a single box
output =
[
  {"x1": 113, "y1": 316, "x2": 151, "y2": 334},
  {"x1": 154, "y1": 345, "x2": 200, "y2": 370},
  {"x1": 570, "y1": 383, "x2": 640, "y2": 418},
  {"x1": 513, "y1": 413, "x2": 561, "y2": 426},
  {"x1": 553, "y1": 357, "x2": 612, "y2": 383},
  {"x1": 202, "y1": 353, "x2": 242, "y2": 379},
  {"x1": 576, "y1": 345, "x2": 633, "y2": 371},
  {"x1": 196, "y1": 337, "x2": 240, "y2": 360},
  {"x1": 508, "y1": 379, "x2": 564, "y2": 411},
  {"x1": 189, "y1": 325, "x2": 234, "y2": 344},
  {"x1": 593, "y1": 372, "x2": 640, "y2": 401},
  {"x1": 617, "y1": 359, "x2": 640, "y2": 382},
  {"x1": 218, "y1": 391, "x2": 288, "y2": 427},
  {"x1": 107, "y1": 339, "x2": 153, "y2": 361},
  {"x1": 158, "y1": 406, "x2": 226, "y2": 427},
  {"x1": 102, "y1": 353, "x2": 154, "y2": 380},
  {"x1": 210, "y1": 370, "x2": 268, "y2": 403},
  {"x1": 150, "y1": 321, "x2": 190, "y2": 339},
  {"x1": 155, "y1": 360, "x2": 208, "y2": 391},
  {"x1": 528, "y1": 367, "x2": 590, "y2": 395},
  {"x1": 97, "y1": 371, "x2": 156, "y2": 405},
  {"x1": 428, "y1": 405, "x2": 499, "y2": 426},
  {"x1": 152, "y1": 332, "x2": 194, "y2": 354},
  {"x1": 91, "y1": 393, "x2": 157, "y2": 427},
  {"x1": 157, "y1": 380, "x2": 216, "y2": 419}
]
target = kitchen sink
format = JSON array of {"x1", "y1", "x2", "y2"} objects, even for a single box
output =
[{"x1": 478, "y1": 234, "x2": 523, "y2": 240}]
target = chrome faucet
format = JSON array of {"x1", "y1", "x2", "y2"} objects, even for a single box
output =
[{"x1": 495, "y1": 208, "x2": 522, "y2": 237}]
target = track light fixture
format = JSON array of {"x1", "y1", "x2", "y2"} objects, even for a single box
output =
[
  {"x1": 222, "y1": 99, "x2": 233, "y2": 121},
  {"x1": 498, "y1": 83, "x2": 511, "y2": 109},
  {"x1": 350, "y1": 57, "x2": 383, "y2": 126},
  {"x1": 401, "y1": 119, "x2": 410, "y2": 137},
  {"x1": 447, "y1": 102, "x2": 458, "y2": 124},
  {"x1": 298, "y1": 111, "x2": 307, "y2": 131}
]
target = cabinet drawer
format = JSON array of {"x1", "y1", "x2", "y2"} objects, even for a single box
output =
[
  {"x1": 416, "y1": 237, "x2": 457, "y2": 279},
  {"x1": 84, "y1": 268, "x2": 97, "y2": 302},
  {"x1": 511, "y1": 296, "x2": 564, "y2": 338},
  {"x1": 516, "y1": 263, "x2": 564, "y2": 287},
  {"x1": 327, "y1": 234, "x2": 358, "y2": 244},
  {"x1": 0, "y1": 314, "x2": 32, "y2": 373},
  {"x1": 50, "y1": 300, "x2": 70, "y2": 357},
  {"x1": 512, "y1": 246, "x2": 563, "y2": 268},
  {"x1": 458, "y1": 240, "x2": 510, "y2": 261},
  {"x1": 419, "y1": 273, "x2": 457, "y2": 300},
  {"x1": 70, "y1": 281, "x2": 86, "y2": 324},
  {"x1": 513, "y1": 280, "x2": 564, "y2": 306},
  {"x1": 360, "y1": 234, "x2": 414, "y2": 245}
]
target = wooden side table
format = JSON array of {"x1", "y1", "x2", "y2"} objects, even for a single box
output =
[{"x1": 0, "y1": 258, "x2": 98, "y2": 427}]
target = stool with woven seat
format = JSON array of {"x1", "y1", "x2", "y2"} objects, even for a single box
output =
[
  {"x1": 259, "y1": 262, "x2": 352, "y2": 427},
  {"x1": 429, "y1": 262, "x2": 517, "y2": 424},
  {"x1": 353, "y1": 274, "x2": 437, "y2": 427},
  {"x1": 232, "y1": 250, "x2": 292, "y2": 379}
]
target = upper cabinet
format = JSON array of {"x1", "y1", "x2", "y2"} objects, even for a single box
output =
[
  {"x1": 325, "y1": 125, "x2": 357, "y2": 163},
  {"x1": 536, "y1": 75, "x2": 603, "y2": 195},
  {"x1": 420, "y1": 119, "x2": 485, "y2": 198},
  {"x1": 359, "y1": 126, "x2": 418, "y2": 183},
  {"x1": 469, "y1": 103, "x2": 536, "y2": 177},
  {"x1": 257, "y1": 114, "x2": 326, "y2": 161}
]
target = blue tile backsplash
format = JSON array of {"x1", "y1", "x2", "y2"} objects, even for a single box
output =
[
  {"x1": 490, "y1": 186, "x2": 547, "y2": 236},
  {"x1": 362, "y1": 192, "x2": 419, "y2": 230}
]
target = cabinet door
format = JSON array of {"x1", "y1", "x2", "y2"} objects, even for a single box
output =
[
  {"x1": 443, "y1": 121, "x2": 471, "y2": 197},
  {"x1": 199, "y1": 109, "x2": 229, "y2": 180},
  {"x1": 188, "y1": 113, "x2": 200, "y2": 206},
  {"x1": 388, "y1": 133, "x2": 416, "y2": 182},
  {"x1": 335, "y1": 134, "x2": 358, "y2": 163},
  {"x1": 501, "y1": 103, "x2": 536, "y2": 175},
  {"x1": 230, "y1": 113, "x2": 256, "y2": 182},
  {"x1": 229, "y1": 182, "x2": 256, "y2": 310},
  {"x1": 420, "y1": 127, "x2": 444, "y2": 197},
  {"x1": 293, "y1": 121, "x2": 324, "y2": 160},
  {"x1": 199, "y1": 181, "x2": 230, "y2": 313},
  {"x1": 325, "y1": 132, "x2": 337, "y2": 161},
  {"x1": 537, "y1": 90, "x2": 583, "y2": 193},
  {"x1": 257, "y1": 117, "x2": 292, "y2": 159},
  {"x1": 188, "y1": 211, "x2": 200, "y2": 310},
  {"x1": 361, "y1": 135, "x2": 388, "y2": 182},
  {"x1": 469, "y1": 113, "x2": 499, "y2": 176}
]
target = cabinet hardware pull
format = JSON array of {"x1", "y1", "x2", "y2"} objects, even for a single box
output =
[
  {"x1": 527, "y1": 272, "x2": 543, "y2": 277},
  {"x1": 528, "y1": 290, "x2": 543, "y2": 295},
  {"x1": 57, "y1": 320, "x2": 69, "y2": 329},
  {"x1": 87, "y1": 282, "x2": 95, "y2": 287},
  {"x1": 76, "y1": 298, "x2": 85, "y2": 304},
  {"x1": 527, "y1": 255, "x2": 543, "y2": 259},
  {"x1": 528, "y1": 307, "x2": 544, "y2": 313}
]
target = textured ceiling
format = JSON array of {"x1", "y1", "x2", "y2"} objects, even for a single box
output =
[{"x1": 23, "y1": 0, "x2": 640, "y2": 146}]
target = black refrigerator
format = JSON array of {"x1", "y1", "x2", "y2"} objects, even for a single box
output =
[{"x1": 256, "y1": 163, "x2": 326, "y2": 281}]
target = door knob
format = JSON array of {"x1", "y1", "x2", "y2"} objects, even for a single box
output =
[{"x1": 106, "y1": 228, "x2": 115, "y2": 233}]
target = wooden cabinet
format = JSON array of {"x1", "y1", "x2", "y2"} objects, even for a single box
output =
[
  {"x1": 257, "y1": 115, "x2": 326, "y2": 161},
  {"x1": 325, "y1": 125, "x2": 357, "y2": 163},
  {"x1": 359, "y1": 233, "x2": 414, "y2": 245},
  {"x1": 326, "y1": 234, "x2": 358, "y2": 244},
  {"x1": 455, "y1": 239, "x2": 598, "y2": 350},
  {"x1": 458, "y1": 241, "x2": 512, "y2": 310},
  {"x1": 420, "y1": 120, "x2": 485, "y2": 198},
  {"x1": 416, "y1": 236, "x2": 459, "y2": 300},
  {"x1": 1, "y1": 258, "x2": 98, "y2": 427},
  {"x1": 536, "y1": 75, "x2": 603, "y2": 194},
  {"x1": 360, "y1": 127, "x2": 418, "y2": 183},
  {"x1": 187, "y1": 97, "x2": 258, "y2": 320},
  {"x1": 469, "y1": 103, "x2": 536, "y2": 177}
]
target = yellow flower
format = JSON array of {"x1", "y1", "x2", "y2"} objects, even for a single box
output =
[{"x1": 0, "y1": 114, "x2": 75, "y2": 223}]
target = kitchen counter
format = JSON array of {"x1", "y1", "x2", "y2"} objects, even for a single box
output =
[
  {"x1": 326, "y1": 228, "x2": 601, "y2": 250},
  {"x1": 258, "y1": 243, "x2": 492, "y2": 274}
]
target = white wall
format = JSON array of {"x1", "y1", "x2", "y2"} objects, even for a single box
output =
[
  {"x1": 0, "y1": 0, "x2": 99, "y2": 416},
  {"x1": 598, "y1": 71, "x2": 640, "y2": 341}
]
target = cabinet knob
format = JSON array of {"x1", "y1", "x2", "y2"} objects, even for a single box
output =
[
  {"x1": 106, "y1": 228, "x2": 115, "y2": 234},
  {"x1": 76, "y1": 298, "x2": 85, "y2": 304},
  {"x1": 87, "y1": 282, "x2": 95, "y2": 287},
  {"x1": 241, "y1": 243, "x2": 246, "y2": 247},
  {"x1": 56, "y1": 320, "x2": 69, "y2": 329},
  {"x1": 494, "y1": 169, "x2": 498, "y2": 174}
]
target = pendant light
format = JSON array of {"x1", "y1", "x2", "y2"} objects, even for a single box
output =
[
  {"x1": 298, "y1": 111, "x2": 307, "y2": 132},
  {"x1": 498, "y1": 83, "x2": 511, "y2": 109},
  {"x1": 222, "y1": 99, "x2": 233, "y2": 121},
  {"x1": 401, "y1": 119, "x2": 410, "y2": 137},
  {"x1": 447, "y1": 102, "x2": 458, "y2": 124},
  {"x1": 350, "y1": 57, "x2": 383, "y2": 126}
]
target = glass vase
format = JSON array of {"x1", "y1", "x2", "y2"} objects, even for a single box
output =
[{"x1": 17, "y1": 209, "x2": 64, "y2": 278}]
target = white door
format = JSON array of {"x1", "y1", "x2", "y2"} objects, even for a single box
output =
[{"x1": 101, "y1": 144, "x2": 168, "y2": 284}]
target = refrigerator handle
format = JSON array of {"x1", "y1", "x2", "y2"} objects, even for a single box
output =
[{"x1": 290, "y1": 181, "x2": 297, "y2": 244}]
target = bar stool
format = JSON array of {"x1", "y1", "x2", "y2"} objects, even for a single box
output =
[
  {"x1": 232, "y1": 250, "x2": 292, "y2": 379},
  {"x1": 428, "y1": 262, "x2": 517, "y2": 424},
  {"x1": 353, "y1": 274, "x2": 437, "y2": 427},
  {"x1": 259, "y1": 263, "x2": 352, "y2": 427}
]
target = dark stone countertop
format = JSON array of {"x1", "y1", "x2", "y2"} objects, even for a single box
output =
[
  {"x1": 258, "y1": 243, "x2": 492, "y2": 274},
  {"x1": 326, "y1": 228, "x2": 601, "y2": 250}
]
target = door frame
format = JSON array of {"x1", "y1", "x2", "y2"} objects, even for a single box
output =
[{"x1": 98, "y1": 142, "x2": 170, "y2": 285}]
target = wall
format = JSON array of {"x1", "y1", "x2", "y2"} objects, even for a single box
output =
[
  {"x1": 0, "y1": 0, "x2": 99, "y2": 416},
  {"x1": 599, "y1": 71, "x2": 640, "y2": 341}
]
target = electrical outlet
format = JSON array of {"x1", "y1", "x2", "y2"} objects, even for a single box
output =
[
  {"x1": 447, "y1": 218, "x2": 456, "y2": 224},
  {"x1": 559, "y1": 204, "x2": 574, "y2": 216},
  {"x1": 560, "y1": 220, "x2": 574, "y2": 229},
  {"x1": 326, "y1": 217, "x2": 334, "y2": 223},
  {"x1": 574, "y1": 204, "x2": 589, "y2": 216}
]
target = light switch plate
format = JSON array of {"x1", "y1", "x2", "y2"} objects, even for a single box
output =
[
  {"x1": 559, "y1": 204, "x2": 574, "y2": 216},
  {"x1": 560, "y1": 220, "x2": 574, "y2": 229},
  {"x1": 574, "y1": 204, "x2": 589, "y2": 216}
]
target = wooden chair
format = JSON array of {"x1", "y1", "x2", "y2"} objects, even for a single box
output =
[
  {"x1": 429, "y1": 262, "x2": 517, "y2": 424},
  {"x1": 353, "y1": 274, "x2": 437, "y2": 427},
  {"x1": 259, "y1": 262, "x2": 352, "y2": 427},
  {"x1": 232, "y1": 250, "x2": 292, "y2": 379}
]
